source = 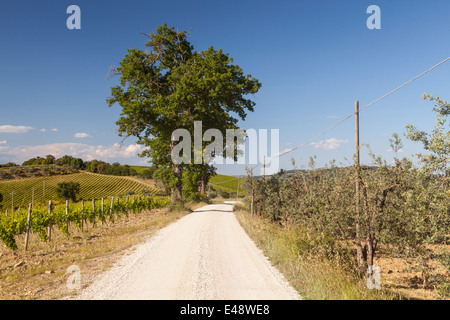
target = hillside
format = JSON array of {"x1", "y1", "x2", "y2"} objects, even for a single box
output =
[
  {"x1": 209, "y1": 174, "x2": 245, "y2": 195},
  {"x1": 0, "y1": 172, "x2": 159, "y2": 211}
]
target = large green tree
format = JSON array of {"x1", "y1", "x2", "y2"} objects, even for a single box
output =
[{"x1": 107, "y1": 24, "x2": 261, "y2": 201}]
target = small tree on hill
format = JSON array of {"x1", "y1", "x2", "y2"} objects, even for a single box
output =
[{"x1": 56, "y1": 182, "x2": 81, "y2": 202}]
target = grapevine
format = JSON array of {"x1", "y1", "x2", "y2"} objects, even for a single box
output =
[{"x1": 0, "y1": 196, "x2": 169, "y2": 250}]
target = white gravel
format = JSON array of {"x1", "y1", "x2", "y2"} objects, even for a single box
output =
[{"x1": 73, "y1": 202, "x2": 301, "y2": 300}]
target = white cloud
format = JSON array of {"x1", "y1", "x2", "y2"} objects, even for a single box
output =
[
  {"x1": 0, "y1": 125, "x2": 34, "y2": 133},
  {"x1": 74, "y1": 132, "x2": 91, "y2": 138},
  {"x1": 93, "y1": 143, "x2": 142, "y2": 159},
  {"x1": 51, "y1": 128, "x2": 58, "y2": 132},
  {"x1": 0, "y1": 142, "x2": 143, "y2": 163},
  {"x1": 310, "y1": 138, "x2": 350, "y2": 150},
  {"x1": 0, "y1": 140, "x2": 7, "y2": 144},
  {"x1": 40, "y1": 128, "x2": 47, "y2": 132}
]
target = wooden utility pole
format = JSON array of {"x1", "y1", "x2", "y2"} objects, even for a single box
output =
[
  {"x1": 263, "y1": 156, "x2": 266, "y2": 179},
  {"x1": 355, "y1": 100, "x2": 364, "y2": 270},
  {"x1": 249, "y1": 167, "x2": 254, "y2": 216}
]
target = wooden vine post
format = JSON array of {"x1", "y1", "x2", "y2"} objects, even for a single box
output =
[
  {"x1": 92, "y1": 199, "x2": 95, "y2": 223},
  {"x1": 101, "y1": 197, "x2": 105, "y2": 224},
  {"x1": 110, "y1": 197, "x2": 114, "y2": 217},
  {"x1": 24, "y1": 203, "x2": 32, "y2": 251},
  {"x1": 66, "y1": 200, "x2": 69, "y2": 231},
  {"x1": 47, "y1": 200, "x2": 52, "y2": 241},
  {"x1": 81, "y1": 200, "x2": 84, "y2": 232}
]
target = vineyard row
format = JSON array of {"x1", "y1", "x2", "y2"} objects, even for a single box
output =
[{"x1": 0, "y1": 195, "x2": 170, "y2": 251}]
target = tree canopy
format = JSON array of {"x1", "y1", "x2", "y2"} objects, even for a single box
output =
[
  {"x1": 406, "y1": 94, "x2": 450, "y2": 177},
  {"x1": 108, "y1": 24, "x2": 261, "y2": 200}
]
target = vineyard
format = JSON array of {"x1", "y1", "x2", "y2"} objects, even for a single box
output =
[
  {"x1": 209, "y1": 175, "x2": 244, "y2": 195},
  {"x1": 0, "y1": 172, "x2": 160, "y2": 211},
  {"x1": 0, "y1": 195, "x2": 170, "y2": 251}
]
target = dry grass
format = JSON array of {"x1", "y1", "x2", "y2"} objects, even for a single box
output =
[
  {"x1": 0, "y1": 201, "x2": 206, "y2": 300},
  {"x1": 374, "y1": 244, "x2": 450, "y2": 300},
  {"x1": 234, "y1": 207, "x2": 401, "y2": 300},
  {"x1": 234, "y1": 206, "x2": 450, "y2": 300}
]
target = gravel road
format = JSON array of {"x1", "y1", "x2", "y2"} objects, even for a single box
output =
[{"x1": 76, "y1": 202, "x2": 301, "y2": 300}]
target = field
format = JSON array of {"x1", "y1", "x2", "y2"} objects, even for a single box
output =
[
  {"x1": 129, "y1": 165, "x2": 152, "y2": 174},
  {"x1": 0, "y1": 172, "x2": 159, "y2": 211},
  {"x1": 209, "y1": 174, "x2": 244, "y2": 195}
]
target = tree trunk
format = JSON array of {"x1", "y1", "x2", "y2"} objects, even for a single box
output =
[
  {"x1": 199, "y1": 173, "x2": 207, "y2": 194},
  {"x1": 170, "y1": 139, "x2": 184, "y2": 203},
  {"x1": 356, "y1": 241, "x2": 365, "y2": 271},
  {"x1": 366, "y1": 238, "x2": 374, "y2": 268},
  {"x1": 173, "y1": 164, "x2": 183, "y2": 202}
]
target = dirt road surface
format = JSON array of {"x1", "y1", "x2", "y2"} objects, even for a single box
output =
[{"x1": 75, "y1": 202, "x2": 301, "y2": 300}]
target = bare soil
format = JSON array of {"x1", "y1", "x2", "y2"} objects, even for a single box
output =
[{"x1": 0, "y1": 203, "x2": 207, "y2": 300}]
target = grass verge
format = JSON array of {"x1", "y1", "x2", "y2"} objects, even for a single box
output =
[
  {"x1": 233, "y1": 205, "x2": 401, "y2": 300},
  {"x1": 0, "y1": 202, "x2": 205, "y2": 300}
]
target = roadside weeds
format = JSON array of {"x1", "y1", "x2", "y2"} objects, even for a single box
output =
[{"x1": 0, "y1": 202, "x2": 206, "y2": 300}]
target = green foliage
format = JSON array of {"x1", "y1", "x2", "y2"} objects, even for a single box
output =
[
  {"x1": 55, "y1": 155, "x2": 85, "y2": 170},
  {"x1": 218, "y1": 189, "x2": 230, "y2": 199},
  {"x1": 85, "y1": 160, "x2": 137, "y2": 176},
  {"x1": 21, "y1": 155, "x2": 84, "y2": 170},
  {"x1": 209, "y1": 175, "x2": 243, "y2": 194},
  {"x1": 435, "y1": 248, "x2": 450, "y2": 298},
  {"x1": 0, "y1": 162, "x2": 18, "y2": 168},
  {"x1": 22, "y1": 156, "x2": 45, "y2": 166},
  {"x1": 0, "y1": 172, "x2": 158, "y2": 210},
  {"x1": 181, "y1": 167, "x2": 203, "y2": 201},
  {"x1": 406, "y1": 94, "x2": 450, "y2": 177},
  {"x1": 139, "y1": 167, "x2": 156, "y2": 179},
  {"x1": 153, "y1": 166, "x2": 178, "y2": 197},
  {"x1": 243, "y1": 144, "x2": 450, "y2": 269},
  {"x1": 55, "y1": 182, "x2": 81, "y2": 202},
  {"x1": 0, "y1": 196, "x2": 170, "y2": 250},
  {"x1": 107, "y1": 23, "x2": 261, "y2": 200},
  {"x1": 43, "y1": 155, "x2": 56, "y2": 165}
]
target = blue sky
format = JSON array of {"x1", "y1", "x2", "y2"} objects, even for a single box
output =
[{"x1": 0, "y1": 0, "x2": 449, "y2": 175}]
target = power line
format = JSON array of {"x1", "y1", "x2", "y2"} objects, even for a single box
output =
[{"x1": 275, "y1": 56, "x2": 450, "y2": 158}]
